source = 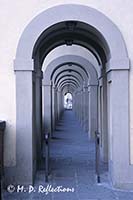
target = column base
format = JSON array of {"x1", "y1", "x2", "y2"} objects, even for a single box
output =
[{"x1": 4, "y1": 166, "x2": 34, "y2": 187}]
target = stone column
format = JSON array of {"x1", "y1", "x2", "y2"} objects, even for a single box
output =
[
  {"x1": 73, "y1": 91, "x2": 77, "y2": 116},
  {"x1": 107, "y1": 70, "x2": 133, "y2": 188},
  {"x1": 83, "y1": 86, "x2": 89, "y2": 133},
  {"x1": 88, "y1": 89, "x2": 90, "y2": 136},
  {"x1": 79, "y1": 89, "x2": 83, "y2": 126},
  {"x1": 75, "y1": 92, "x2": 78, "y2": 118},
  {"x1": 88, "y1": 85, "x2": 98, "y2": 139},
  {"x1": 81, "y1": 89, "x2": 84, "y2": 128},
  {"x1": 77, "y1": 91, "x2": 81, "y2": 121},
  {"x1": 72, "y1": 92, "x2": 75, "y2": 113},
  {"x1": 98, "y1": 77, "x2": 108, "y2": 162},
  {"x1": 78, "y1": 91, "x2": 81, "y2": 122},
  {"x1": 54, "y1": 87, "x2": 58, "y2": 124},
  {"x1": 43, "y1": 82, "x2": 52, "y2": 135},
  {"x1": 60, "y1": 91, "x2": 64, "y2": 116},
  {"x1": 82, "y1": 87, "x2": 85, "y2": 130},
  {"x1": 15, "y1": 70, "x2": 35, "y2": 185},
  {"x1": 52, "y1": 85, "x2": 57, "y2": 131},
  {"x1": 57, "y1": 89, "x2": 62, "y2": 120},
  {"x1": 75, "y1": 93, "x2": 77, "y2": 113},
  {"x1": 35, "y1": 70, "x2": 43, "y2": 164}
]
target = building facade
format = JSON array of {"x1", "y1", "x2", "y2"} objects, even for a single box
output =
[{"x1": 0, "y1": 0, "x2": 133, "y2": 190}]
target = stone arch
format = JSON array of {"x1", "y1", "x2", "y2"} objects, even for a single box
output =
[
  {"x1": 57, "y1": 76, "x2": 81, "y2": 88},
  {"x1": 42, "y1": 44, "x2": 101, "y2": 77},
  {"x1": 60, "y1": 80, "x2": 79, "y2": 89},
  {"x1": 14, "y1": 4, "x2": 128, "y2": 70},
  {"x1": 13, "y1": 4, "x2": 131, "y2": 189},
  {"x1": 53, "y1": 67, "x2": 87, "y2": 86},
  {"x1": 60, "y1": 82, "x2": 78, "y2": 91},
  {"x1": 55, "y1": 73, "x2": 83, "y2": 87},
  {"x1": 43, "y1": 55, "x2": 98, "y2": 85},
  {"x1": 43, "y1": 54, "x2": 98, "y2": 143}
]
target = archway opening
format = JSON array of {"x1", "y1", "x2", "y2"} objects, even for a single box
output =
[
  {"x1": 33, "y1": 20, "x2": 109, "y2": 66},
  {"x1": 15, "y1": 19, "x2": 111, "y2": 185},
  {"x1": 13, "y1": 5, "x2": 130, "y2": 189}
]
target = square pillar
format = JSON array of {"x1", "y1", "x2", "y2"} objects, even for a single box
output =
[
  {"x1": 15, "y1": 70, "x2": 34, "y2": 185},
  {"x1": 57, "y1": 89, "x2": 62, "y2": 120},
  {"x1": 83, "y1": 86, "x2": 89, "y2": 133},
  {"x1": 98, "y1": 77, "x2": 108, "y2": 162},
  {"x1": 107, "y1": 70, "x2": 133, "y2": 189},
  {"x1": 35, "y1": 71, "x2": 43, "y2": 164},
  {"x1": 52, "y1": 85, "x2": 56, "y2": 132},
  {"x1": 88, "y1": 85, "x2": 98, "y2": 139},
  {"x1": 43, "y1": 83, "x2": 52, "y2": 135}
]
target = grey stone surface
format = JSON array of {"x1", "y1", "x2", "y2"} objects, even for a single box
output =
[
  {"x1": 15, "y1": 71, "x2": 34, "y2": 185},
  {"x1": 43, "y1": 55, "x2": 98, "y2": 86},
  {"x1": 13, "y1": 3, "x2": 130, "y2": 188},
  {"x1": 15, "y1": 4, "x2": 128, "y2": 64},
  {"x1": 3, "y1": 111, "x2": 133, "y2": 199}
]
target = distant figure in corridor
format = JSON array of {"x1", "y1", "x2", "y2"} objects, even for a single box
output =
[{"x1": 64, "y1": 93, "x2": 72, "y2": 109}]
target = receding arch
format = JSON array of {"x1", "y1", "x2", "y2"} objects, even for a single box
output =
[
  {"x1": 55, "y1": 73, "x2": 83, "y2": 87},
  {"x1": 57, "y1": 77, "x2": 81, "y2": 88},
  {"x1": 52, "y1": 64, "x2": 88, "y2": 82},
  {"x1": 12, "y1": 4, "x2": 131, "y2": 189},
  {"x1": 53, "y1": 68, "x2": 85, "y2": 85},
  {"x1": 61, "y1": 82, "x2": 77, "y2": 91},
  {"x1": 50, "y1": 60, "x2": 89, "y2": 80},
  {"x1": 14, "y1": 4, "x2": 129, "y2": 71},
  {"x1": 59, "y1": 80, "x2": 79, "y2": 89},
  {"x1": 33, "y1": 20, "x2": 107, "y2": 65},
  {"x1": 42, "y1": 45, "x2": 101, "y2": 77},
  {"x1": 43, "y1": 55, "x2": 98, "y2": 86}
]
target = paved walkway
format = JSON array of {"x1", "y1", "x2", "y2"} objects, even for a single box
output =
[{"x1": 3, "y1": 110, "x2": 133, "y2": 199}]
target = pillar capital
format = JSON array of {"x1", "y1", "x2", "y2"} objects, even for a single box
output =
[
  {"x1": 36, "y1": 70, "x2": 43, "y2": 79},
  {"x1": 83, "y1": 85, "x2": 88, "y2": 92},
  {"x1": 106, "y1": 58, "x2": 130, "y2": 73},
  {"x1": 42, "y1": 79, "x2": 52, "y2": 86},
  {"x1": 98, "y1": 77, "x2": 103, "y2": 87},
  {"x1": 52, "y1": 84, "x2": 57, "y2": 89},
  {"x1": 88, "y1": 84, "x2": 98, "y2": 92}
]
